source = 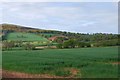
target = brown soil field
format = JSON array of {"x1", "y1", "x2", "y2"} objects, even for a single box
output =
[
  {"x1": 0, "y1": 69, "x2": 2, "y2": 79},
  {"x1": 2, "y1": 68, "x2": 80, "y2": 78}
]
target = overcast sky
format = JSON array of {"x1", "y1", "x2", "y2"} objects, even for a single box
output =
[{"x1": 1, "y1": 2, "x2": 118, "y2": 33}]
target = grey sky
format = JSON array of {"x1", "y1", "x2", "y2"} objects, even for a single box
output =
[{"x1": 1, "y1": 2, "x2": 118, "y2": 33}]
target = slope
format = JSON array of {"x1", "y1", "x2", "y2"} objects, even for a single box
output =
[{"x1": 6, "y1": 32, "x2": 49, "y2": 42}]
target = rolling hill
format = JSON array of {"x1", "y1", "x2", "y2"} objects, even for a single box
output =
[{"x1": 1, "y1": 23, "x2": 119, "y2": 46}]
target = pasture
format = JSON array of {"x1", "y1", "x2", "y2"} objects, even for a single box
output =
[
  {"x1": 6, "y1": 32, "x2": 49, "y2": 41},
  {"x1": 2, "y1": 47, "x2": 118, "y2": 78}
]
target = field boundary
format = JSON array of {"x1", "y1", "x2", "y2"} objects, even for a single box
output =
[{"x1": 2, "y1": 69, "x2": 80, "y2": 78}]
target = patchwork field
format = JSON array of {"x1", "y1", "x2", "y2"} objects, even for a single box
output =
[
  {"x1": 2, "y1": 47, "x2": 118, "y2": 78},
  {"x1": 6, "y1": 32, "x2": 49, "y2": 41}
]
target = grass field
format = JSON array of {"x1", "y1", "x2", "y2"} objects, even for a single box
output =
[
  {"x1": 6, "y1": 32, "x2": 49, "y2": 41},
  {"x1": 2, "y1": 47, "x2": 118, "y2": 78}
]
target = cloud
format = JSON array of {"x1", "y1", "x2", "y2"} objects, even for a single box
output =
[
  {"x1": 2, "y1": 3, "x2": 83, "y2": 22},
  {"x1": 81, "y1": 21, "x2": 97, "y2": 26},
  {"x1": 1, "y1": 2, "x2": 118, "y2": 33},
  {"x1": 1, "y1": 0, "x2": 119, "y2": 2}
]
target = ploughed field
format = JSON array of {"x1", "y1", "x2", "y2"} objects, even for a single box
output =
[{"x1": 2, "y1": 47, "x2": 118, "y2": 78}]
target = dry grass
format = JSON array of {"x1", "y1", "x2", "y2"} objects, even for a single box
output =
[{"x1": 2, "y1": 69, "x2": 80, "y2": 78}]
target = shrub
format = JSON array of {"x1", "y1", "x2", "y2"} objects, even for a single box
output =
[
  {"x1": 85, "y1": 43, "x2": 91, "y2": 47},
  {"x1": 2, "y1": 41, "x2": 15, "y2": 50},
  {"x1": 77, "y1": 42, "x2": 85, "y2": 48},
  {"x1": 57, "y1": 43, "x2": 63, "y2": 49},
  {"x1": 24, "y1": 43, "x2": 35, "y2": 50}
]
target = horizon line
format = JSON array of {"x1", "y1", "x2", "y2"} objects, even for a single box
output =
[{"x1": 1, "y1": 23, "x2": 119, "y2": 34}]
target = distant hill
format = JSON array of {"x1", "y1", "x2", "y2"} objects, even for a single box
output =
[
  {"x1": 2, "y1": 24, "x2": 45, "y2": 33},
  {"x1": 1, "y1": 23, "x2": 64, "y2": 34},
  {"x1": 1, "y1": 23, "x2": 119, "y2": 45}
]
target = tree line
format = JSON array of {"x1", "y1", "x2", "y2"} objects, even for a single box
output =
[{"x1": 57, "y1": 39, "x2": 119, "y2": 49}]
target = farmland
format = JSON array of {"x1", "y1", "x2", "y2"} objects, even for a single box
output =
[
  {"x1": 6, "y1": 32, "x2": 49, "y2": 42},
  {"x1": 1, "y1": 24, "x2": 119, "y2": 78},
  {"x1": 2, "y1": 47, "x2": 118, "y2": 78}
]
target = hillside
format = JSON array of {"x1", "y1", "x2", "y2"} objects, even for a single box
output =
[
  {"x1": 1, "y1": 24, "x2": 66, "y2": 40},
  {"x1": 6, "y1": 32, "x2": 49, "y2": 42},
  {"x1": 1, "y1": 23, "x2": 119, "y2": 40},
  {"x1": 1, "y1": 24, "x2": 62, "y2": 34},
  {"x1": 1, "y1": 23, "x2": 119, "y2": 48}
]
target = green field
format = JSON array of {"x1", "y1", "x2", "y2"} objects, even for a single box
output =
[
  {"x1": 6, "y1": 32, "x2": 49, "y2": 41},
  {"x1": 2, "y1": 47, "x2": 118, "y2": 78}
]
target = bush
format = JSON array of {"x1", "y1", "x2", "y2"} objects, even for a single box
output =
[
  {"x1": 77, "y1": 42, "x2": 85, "y2": 48},
  {"x1": 85, "y1": 43, "x2": 91, "y2": 47},
  {"x1": 57, "y1": 43, "x2": 63, "y2": 49},
  {"x1": 24, "y1": 43, "x2": 35, "y2": 50},
  {"x1": 57, "y1": 39, "x2": 92, "y2": 49},
  {"x1": 93, "y1": 39, "x2": 118, "y2": 47},
  {"x1": 63, "y1": 39, "x2": 76, "y2": 48},
  {"x1": 2, "y1": 41, "x2": 15, "y2": 50}
]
